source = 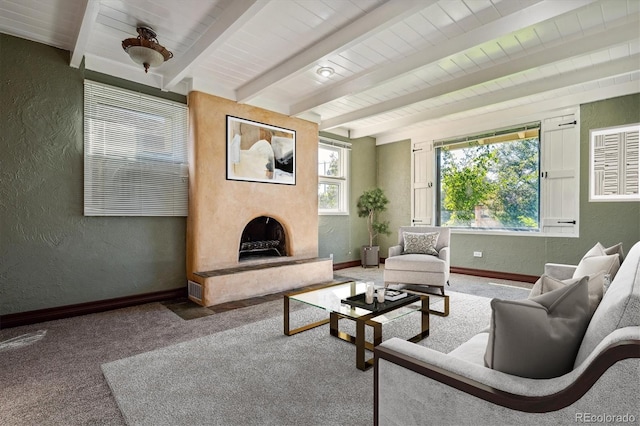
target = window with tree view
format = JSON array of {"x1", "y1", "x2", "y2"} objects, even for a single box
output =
[
  {"x1": 318, "y1": 141, "x2": 349, "y2": 214},
  {"x1": 437, "y1": 124, "x2": 540, "y2": 231}
]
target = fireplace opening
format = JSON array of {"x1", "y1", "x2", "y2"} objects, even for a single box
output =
[{"x1": 239, "y1": 216, "x2": 287, "y2": 260}]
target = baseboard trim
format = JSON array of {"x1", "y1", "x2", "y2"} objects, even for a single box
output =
[
  {"x1": 450, "y1": 266, "x2": 538, "y2": 284},
  {"x1": 333, "y1": 260, "x2": 361, "y2": 270},
  {"x1": 1, "y1": 266, "x2": 536, "y2": 329},
  {"x1": 0, "y1": 287, "x2": 187, "y2": 329},
  {"x1": 335, "y1": 260, "x2": 537, "y2": 284}
]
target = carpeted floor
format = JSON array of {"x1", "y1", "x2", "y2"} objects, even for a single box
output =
[
  {"x1": 102, "y1": 292, "x2": 491, "y2": 426},
  {"x1": 0, "y1": 270, "x2": 531, "y2": 425}
]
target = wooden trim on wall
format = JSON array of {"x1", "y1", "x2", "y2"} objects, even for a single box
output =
[
  {"x1": 0, "y1": 287, "x2": 187, "y2": 329},
  {"x1": 1, "y1": 264, "x2": 535, "y2": 329},
  {"x1": 450, "y1": 266, "x2": 539, "y2": 283},
  {"x1": 336, "y1": 259, "x2": 538, "y2": 283},
  {"x1": 333, "y1": 260, "x2": 362, "y2": 270}
]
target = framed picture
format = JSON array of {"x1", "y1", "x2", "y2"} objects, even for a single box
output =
[{"x1": 226, "y1": 115, "x2": 296, "y2": 185}]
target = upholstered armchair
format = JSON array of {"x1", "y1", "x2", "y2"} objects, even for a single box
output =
[{"x1": 384, "y1": 226, "x2": 450, "y2": 296}]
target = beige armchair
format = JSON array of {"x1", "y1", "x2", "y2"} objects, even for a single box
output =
[{"x1": 383, "y1": 226, "x2": 450, "y2": 295}]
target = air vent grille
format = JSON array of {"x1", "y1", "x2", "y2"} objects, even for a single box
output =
[{"x1": 188, "y1": 280, "x2": 203, "y2": 301}]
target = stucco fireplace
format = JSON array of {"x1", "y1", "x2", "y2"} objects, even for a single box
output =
[{"x1": 185, "y1": 92, "x2": 333, "y2": 307}]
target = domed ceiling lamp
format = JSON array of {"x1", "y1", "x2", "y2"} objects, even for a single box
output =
[{"x1": 122, "y1": 26, "x2": 173, "y2": 73}]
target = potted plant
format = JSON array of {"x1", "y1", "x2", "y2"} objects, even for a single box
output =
[{"x1": 357, "y1": 187, "x2": 391, "y2": 267}]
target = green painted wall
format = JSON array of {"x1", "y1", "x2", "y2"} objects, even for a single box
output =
[
  {"x1": 2, "y1": 34, "x2": 637, "y2": 315},
  {"x1": 0, "y1": 35, "x2": 187, "y2": 316},
  {"x1": 318, "y1": 133, "x2": 376, "y2": 264},
  {"x1": 377, "y1": 140, "x2": 412, "y2": 256},
  {"x1": 377, "y1": 94, "x2": 640, "y2": 276}
]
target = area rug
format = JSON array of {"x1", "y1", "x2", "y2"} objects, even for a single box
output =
[{"x1": 102, "y1": 291, "x2": 493, "y2": 426}]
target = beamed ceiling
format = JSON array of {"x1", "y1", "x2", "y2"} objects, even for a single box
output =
[{"x1": 1, "y1": 0, "x2": 638, "y2": 143}]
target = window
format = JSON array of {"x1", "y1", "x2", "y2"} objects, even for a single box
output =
[
  {"x1": 318, "y1": 139, "x2": 350, "y2": 214},
  {"x1": 84, "y1": 81, "x2": 188, "y2": 216},
  {"x1": 436, "y1": 123, "x2": 541, "y2": 231}
]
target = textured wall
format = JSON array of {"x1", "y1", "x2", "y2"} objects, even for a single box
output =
[
  {"x1": 0, "y1": 35, "x2": 187, "y2": 316},
  {"x1": 318, "y1": 134, "x2": 377, "y2": 264},
  {"x1": 376, "y1": 140, "x2": 412, "y2": 257}
]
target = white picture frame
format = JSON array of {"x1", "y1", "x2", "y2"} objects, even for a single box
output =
[{"x1": 226, "y1": 115, "x2": 296, "y2": 185}]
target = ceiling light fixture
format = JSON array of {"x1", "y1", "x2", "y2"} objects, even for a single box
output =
[
  {"x1": 122, "y1": 26, "x2": 173, "y2": 73},
  {"x1": 316, "y1": 66, "x2": 335, "y2": 78}
]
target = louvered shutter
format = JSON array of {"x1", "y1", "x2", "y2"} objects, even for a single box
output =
[{"x1": 590, "y1": 124, "x2": 640, "y2": 201}]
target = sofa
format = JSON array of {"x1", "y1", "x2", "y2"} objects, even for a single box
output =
[{"x1": 374, "y1": 241, "x2": 640, "y2": 425}]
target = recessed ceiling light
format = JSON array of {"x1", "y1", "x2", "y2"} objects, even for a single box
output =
[{"x1": 316, "y1": 67, "x2": 335, "y2": 77}]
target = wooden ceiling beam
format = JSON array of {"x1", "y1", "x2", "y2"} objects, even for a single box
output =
[
  {"x1": 234, "y1": 0, "x2": 435, "y2": 104},
  {"x1": 351, "y1": 54, "x2": 640, "y2": 138},
  {"x1": 290, "y1": 0, "x2": 599, "y2": 117},
  {"x1": 161, "y1": 0, "x2": 267, "y2": 92},
  {"x1": 70, "y1": 0, "x2": 100, "y2": 68},
  {"x1": 319, "y1": 18, "x2": 639, "y2": 131}
]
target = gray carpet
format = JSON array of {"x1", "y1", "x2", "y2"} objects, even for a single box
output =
[
  {"x1": 102, "y1": 291, "x2": 494, "y2": 426},
  {"x1": 0, "y1": 273, "x2": 531, "y2": 425}
]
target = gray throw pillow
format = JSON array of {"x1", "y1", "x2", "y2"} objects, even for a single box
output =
[
  {"x1": 402, "y1": 232, "x2": 439, "y2": 256},
  {"x1": 485, "y1": 276, "x2": 590, "y2": 379},
  {"x1": 603, "y1": 242, "x2": 625, "y2": 263},
  {"x1": 529, "y1": 273, "x2": 604, "y2": 316}
]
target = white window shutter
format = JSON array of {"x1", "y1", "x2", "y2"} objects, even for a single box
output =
[
  {"x1": 540, "y1": 113, "x2": 579, "y2": 236},
  {"x1": 590, "y1": 124, "x2": 639, "y2": 201},
  {"x1": 411, "y1": 141, "x2": 433, "y2": 225},
  {"x1": 83, "y1": 81, "x2": 188, "y2": 216}
]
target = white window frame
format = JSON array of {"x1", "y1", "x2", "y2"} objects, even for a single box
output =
[
  {"x1": 434, "y1": 123, "x2": 541, "y2": 233},
  {"x1": 318, "y1": 138, "x2": 350, "y2": 215},
  {"x1": 83, "y1": 80, "x2": 188, "y2": 216},
  {"x1": 430, "y1": 110, "x2": 580, "y2": 238}
]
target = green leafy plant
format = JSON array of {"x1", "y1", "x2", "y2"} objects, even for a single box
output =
[{"x1": 357, "y1": 187, "x2": 391, "y2": 247}]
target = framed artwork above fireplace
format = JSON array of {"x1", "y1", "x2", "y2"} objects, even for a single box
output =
[{"x1": 226, "y1": 115, "x2": 296, "y2": 185}]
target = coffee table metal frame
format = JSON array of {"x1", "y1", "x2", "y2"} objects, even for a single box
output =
[{"x1": 284, "y1": 281, "x2": 432, "y2": 371}]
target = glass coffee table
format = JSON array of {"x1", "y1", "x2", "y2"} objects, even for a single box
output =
[{"x1": 284, "y1": 281, "x2": 430, "y2": 371}]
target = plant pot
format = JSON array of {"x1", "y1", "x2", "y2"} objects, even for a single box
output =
[{"x1": 361, "y1": 245, "x2": 380, "y2": 268}]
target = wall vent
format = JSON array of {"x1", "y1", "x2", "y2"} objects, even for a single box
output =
[{"x1": 188, "y1": 280, "x2": 203, "y2": 301}]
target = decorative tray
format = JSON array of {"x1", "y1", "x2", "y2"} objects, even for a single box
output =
[{"x1": 341, "y1": 291, "x2": 419, "y2": 311}]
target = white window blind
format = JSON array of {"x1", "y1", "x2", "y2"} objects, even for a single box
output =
[{"x1": 84, "y1": 81, "x2": 188, "y2": 216}]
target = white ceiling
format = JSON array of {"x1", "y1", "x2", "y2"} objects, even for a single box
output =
[{"x1": 1, "y1": 0, "x2": 639, "y2": 143}]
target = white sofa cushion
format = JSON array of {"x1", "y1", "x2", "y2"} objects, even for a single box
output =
[
  {"x1": 448, "y1": 332, "x2": 489, "y2": 365},
  {"x1": 485, "y1": 277, "x2": 590, "y2": 378},
  {"x1": 573, "y1": 253, "x2": 620, "y2": 281},
  {"x1": 574, "y1": 241, "x2": 640, "y2": 367},
  {"x1": 384, "y1": 254, "x2": 446, "y2": 273}
]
